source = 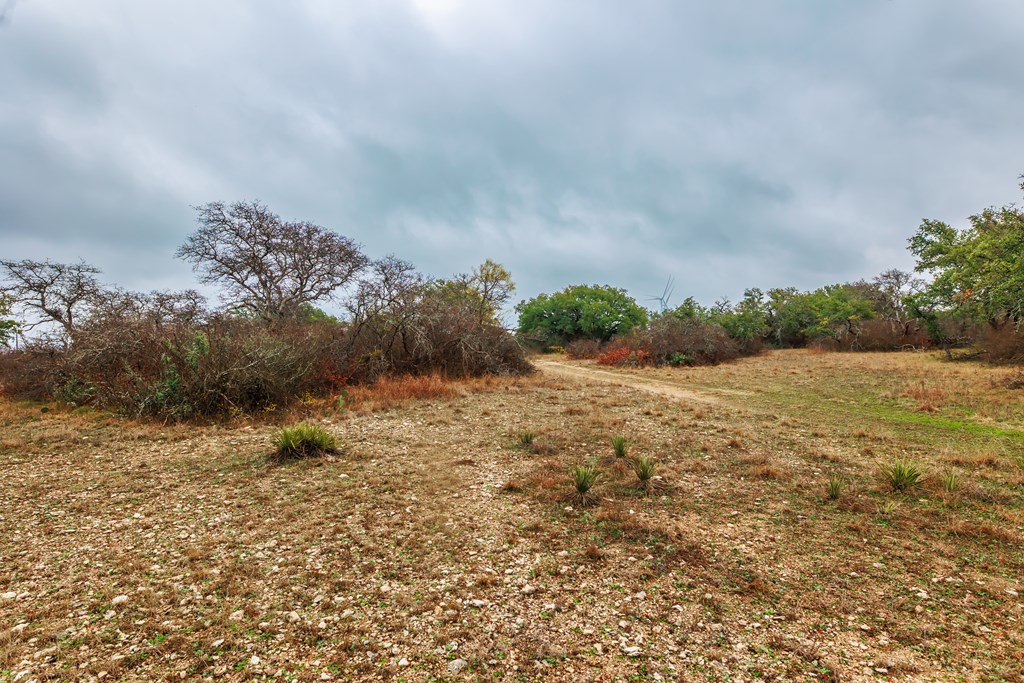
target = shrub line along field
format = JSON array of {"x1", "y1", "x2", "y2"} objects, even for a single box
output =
[{"x1": 1, "y1": 350, "x2": 1023, "y2": 682}]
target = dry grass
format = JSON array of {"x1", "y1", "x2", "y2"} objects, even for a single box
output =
[
  {"x1": 347, "y1": 372, "x2": 460, "y2": 410},
  {"x1": 1, "y1": 350, "x2": 1023, "y2": 681}
]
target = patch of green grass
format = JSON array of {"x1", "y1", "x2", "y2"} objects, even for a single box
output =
[
  {"x1": 273, "y1": 423, "x2": 339, "y2": 460},
  {"x1": 611, "y1": 435, "x2": 628, "y2": 459}
]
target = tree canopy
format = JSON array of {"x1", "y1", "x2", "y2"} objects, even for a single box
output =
[
  {"x1": 177, "y1": 201, "x2": 368, "y2": 322},
  {"x1": 0, "y1": 259, "x2": 103, "y2": 336},
  {"x1": 516, "y1": 284, "x2": 648, "y2": 348},
  {"x1": 908, "y1": 181, "x2": 1024, "y2": 328}
]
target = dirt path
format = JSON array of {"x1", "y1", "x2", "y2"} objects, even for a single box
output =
[{"x1": 535, "y1": 359, "x2": 746, "y2": 406}]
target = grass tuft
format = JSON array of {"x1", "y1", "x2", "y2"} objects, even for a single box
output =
[
  {"x1": 879, "y1": 457, "x2": 925, "y2": 493},
  {"x1": 273, "y1": 423, "x2": 339, "y2": 461},
  {"x1": 826, "y1": 472, "x2": 845, "y2": 501},
  {"x1": 611, "y1": 435, "x2": 628, "y2": 459}
]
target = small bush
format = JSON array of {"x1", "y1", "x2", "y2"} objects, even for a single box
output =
[
  {"x1": 980, "y1": 324, "x2": 1024, "y2": 364},
  {"x1": 879, "y1": 458, "x2": 925, "y2": 493},
  {"x1": 569, "y1": 465, "x2": 601, "y2": 506},
  {"x1": 273, "y1": 423, "x2": 339, "y2": 460},
  {"x1": 826, "y1": 472, "x2": 845, "y2": 500},
  {"x1": 596, "y1": 347, "x2": 632, "y2": 366},
  {"x1": 611, "y1": 435, "x2": 628, "y2": 459}
]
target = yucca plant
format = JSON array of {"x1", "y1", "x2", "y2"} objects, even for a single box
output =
[
  {"x1": 879, "y1": 457, "x2": 925, "y2": 493},
  {"x1": 826, "y1": 472, "x2": 845, "y2": 501},
  {"x1": 517, "y1": 431, "x2": 537, "y2": 451},
  {"x1": 632, "y1": 456, "x2": 658, "y2": 493},
  {"x1": 611, "y1": 435, "x2": 628, "y2": 459},
  {"x1": 273, "y1": 423, "x2": 339, "y2": 460},
  {"x1": 939, "y1": 469, "x2": 961, "y2": 494},
  {"x1": 569, "y1": 465, "x2": 602, "y2": 507}
]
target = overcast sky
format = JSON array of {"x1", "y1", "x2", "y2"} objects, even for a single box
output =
[{"x1": 2, "y1": 0, "x2": 1023, "y2": 313}]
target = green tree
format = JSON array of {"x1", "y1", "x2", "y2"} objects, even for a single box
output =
[
  {"x1": 516, "y1": 284, "x2": 648, "y2": 349},
  {"x1": 908, "y1": 180, "x2": 1024, "y2": 328},
  {"x1": 668, "y1": 296, "x2": 711, "y2": 323},
  {"x1": 0, "y1": 295, "x2": 18, "y2": 347},
  {"x1": 710, "y1": 288, "x2": 770, "y2": 343},
  {"x1": 431, "y1": 260, "x2": 515, "y2": 325}
]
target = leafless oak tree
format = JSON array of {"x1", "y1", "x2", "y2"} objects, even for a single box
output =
[
  {"x1": 0, "y1": 259, "x2": 103, "y2": 336},
  {"x1": 176, "y1": 201, "x2": 368, "y2": 321}
]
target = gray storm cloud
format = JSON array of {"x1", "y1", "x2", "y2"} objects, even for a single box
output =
[{"x1": 1, "y1": 0, "x2": 1022, "y2": 309}]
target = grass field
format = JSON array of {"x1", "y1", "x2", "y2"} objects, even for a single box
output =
[{"x1": 1, "y1": 350, "x2": 1022, "y2": 682}]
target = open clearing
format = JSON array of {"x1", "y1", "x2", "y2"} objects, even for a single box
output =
[{"x1": 2, "y1": 350, "x2": 1023, "y2": 682}]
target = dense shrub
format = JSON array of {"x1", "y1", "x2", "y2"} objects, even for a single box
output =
[
  {"x1": 980, "y1": 324, "x2": 1024, "y2": 364},
  {"x1": 590, "y1": 317, "x2": 748, "y2": 368},
  {"x1": 565, "y1": 338, "x2": 602, "y2": 360},
  {"x1": 636, "y1": 317, "x2": 743, "y2": 366},
  {"x1": 0, "y1": 282, "x2": 531, "y2": 419}
]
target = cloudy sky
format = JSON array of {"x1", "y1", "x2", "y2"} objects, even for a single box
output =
[{"x1": 2, "y1": 0, "x2": 1023, "y2": 313}]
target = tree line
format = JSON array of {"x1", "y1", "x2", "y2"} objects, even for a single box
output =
[
  {"x1": 516, "y1": 176, "x2": 1024, "y2": 366},
  {"x1": 2, "y1": 177, "x2": 1021, "y2": 416}
]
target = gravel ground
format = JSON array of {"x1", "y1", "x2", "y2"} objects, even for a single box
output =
[{"x1": 2, "y1": 351, "x2": 1023, "y2": 682}]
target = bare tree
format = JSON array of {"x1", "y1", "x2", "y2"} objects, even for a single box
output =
[
  {"x1": 0, "y1": 259, "x2": 103, "y2": 336},
  {"x1": 177, "y1": 201, "x2": 369, "y2": 321}
]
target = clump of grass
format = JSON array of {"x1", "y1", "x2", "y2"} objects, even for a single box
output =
[
  {"x1": 517, "y1": 431, "x2": 537, "y2": 451},
  {"x1": 826, "y1": 472, "x2": 845, "y2": 501},
  {"x1": 273, "y1": 423, "x2": 339, "y2": 460},
  {"x1": 879, "y1": 457, "x2": 925, "y2": 493},
  {"x1": 611, "y1": 435, "x2": 628, "y2": 459},
  {"x1": 569, "y1": 465, "x2": 601, "y2": 507},
  {"x1": 632, "y1": 456, "x2": 658, "y2": 493}
]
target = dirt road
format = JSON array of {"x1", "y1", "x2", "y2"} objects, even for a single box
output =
[{"x1": 534, "y1": 358, "x2": 747, "y2": 406}]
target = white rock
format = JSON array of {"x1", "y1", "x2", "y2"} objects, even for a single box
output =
[
  {"x1": 521, "y1": 585, "x2": 536, "y2": 595},
  {"x1": 212, "y1": 639, "x2": 225, "y2": 648},
  {"x1": 112, "y1": 595, "x2": 129, "y2": 606},
  {"x1": 2, "y1": 591, "x2": 17, "y2": 601},
  {"x1": 287, "y1": 611, "x2": 300, "y2": 623},
  {"x1": 250, "y1": 655, "x2": 261, "y2": 666},
  {"x1": 398, "y1": 658, "x2": 410, "y2": 667},
  {"x1": 229, "y1": 610, "x2": 245, "y2": 621},
  {"x1": 448, "y1": 658, "x2": 469, "y2": 674},
  {"x1": 622, "y1": 645, "x2": 642, "y2": 657}
]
